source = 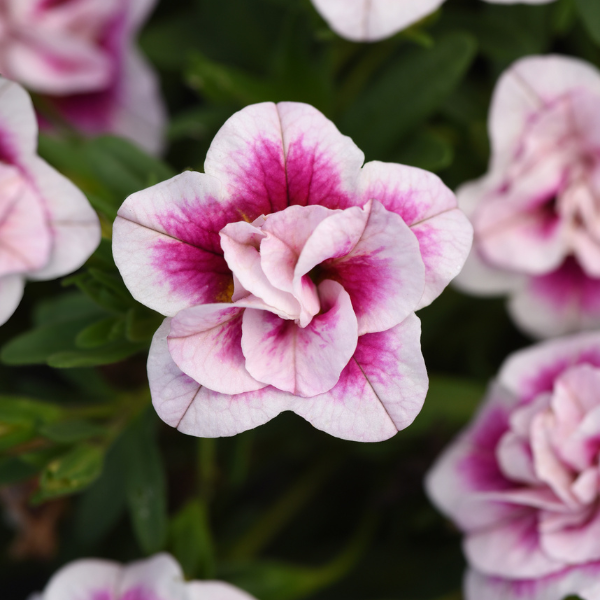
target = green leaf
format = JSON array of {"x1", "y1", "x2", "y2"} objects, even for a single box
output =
[
  {"x1": 393, "y1": 130, "x2": 454, "y2": 172},
  {"x1": 2, "y1": 314, "x2": 106, "y2": 366},
  {"x1": 126, "y1": 307, "x2": 163, "y2": 343},
  {"x1": 47, "y1": 339, "x2": 147, "y2": 368},
  {"x1": 35, "y1": 444, "x2": 104, "y2": 503},
  {"x1": 170, "y1": 500, "x2": 215, "y2": 578},
  {"x1": 74, "y1": 433, "x2": 128, "y2": 546},
  {"x1": 0, "y1": 422, "x2": 35, "y2": 452},
  {"x1": 123, "y1": 413, "x2": 168, "y2": 554},
  {"x1": 65, "y1": 273, "x2": 133, "y2": 315},
  {"x1": 576, "y1": 0, "x2": 600, "y2": 44},
  {"x1": 39, "y1": 420, "x2": 108, "y2": 444},
  {"x1": 0, "y1": 397, "x2": 63, "y2": 425},
  {"x1": 340, "y1": 32, "x2": 477, "y2": 160},
  {"x1": 168, "y1": 106, "x2": 230, "y2": 142},
  {"x1": 33, "y1": 291, "x2": 101, "y2": 327},
  {"x1": 76, "y1": 317, "x2": 124, "y2": 349}
]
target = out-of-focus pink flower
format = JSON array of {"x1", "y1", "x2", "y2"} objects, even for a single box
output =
[
  {"x1": 310, "y1": 0, "x2": 556, "y2": 42},
  {"x1": 427, "y1": 333, "x2": 600, "y2": 600},
  {"x1": 112, "y1": 101, "x2": 472, "y2": 442},
  {"x1": 31, "y1": 553, "x2": 257, "y2": 600},
  {"x1": 456, "y1": 55, "x2": 600, "y2": 339},
  {"x1": 0, "y1": 77, "x2": 99, "y2": 326},
  {"x1": 0, "y1": 0, "x2": 166, "y2": 154}
]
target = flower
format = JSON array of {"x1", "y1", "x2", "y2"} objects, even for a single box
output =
[
  {"x1": 0, "y1": 0, "x2": 166, "y2": 154},
  {"x1": 426, "y1": 332, "x2": 600, "y2": 600},
  {"x1": 31, "y1": 553, "x2": 256, "y2": 600},
  {"x1": 113, "y1": 101, "x2": 472, "y2": 442},
  {"x1": 455, "y1": 55, "x2": 600, "y2": 339},
  {"x1": 310, "y1": 0, "x2": 556, "y2": 42},
  {"x1": 0, "y1": 77, "x2": 100, "y2": 326}
]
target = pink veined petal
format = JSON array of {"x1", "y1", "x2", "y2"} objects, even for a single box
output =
[
  {"x1": 465, "y1": 563, "x2": 600, "y2": 600},
  {"x1": 310, "y1": 0, "x2": 446, "y2": 42},
  {"x1": 203, "y1": 102, "x2": 289, "y2": 217},
  {"x1": 219, "y1": 220, "x2": 300, "y2": 319},
  {"x1": 110, "y1": 45, "x2": 166, "y2": 156},
  {"x1": 426, "y1": 383, "x2": 525, "y2": 531},
  {"x1": 3, "y1": 31, "x2": 111, "y2": 95},
  {"x1": 241, "y1": 280, "x2": 358, "y2": 397},
  {"x1": 260, "y1": 204, "x2": 333, "y2": 325},
  {"x1": 291, "y1": 313, "x2": 428, "y2": 442},
  {"x1": 148, "y1": 319, "x2": 289, "y2": 438},
  {"x1": 0, "y1": 273, "x2": 24, "y2": 326},
  {"x1": 26, "y1": 157, "x2": 100, "y2": 280},
  {"x1": 113, "y1": 172, "x2": 239, "y2": 317},
  {"x1": 464, "y1": 511, "x2": 565, "y2": 579},
  {"x1": 276, "y1": 102, "x2": 364, "y2": 209},
  {"x1": 358, "y1": 161, "x2": 473, "y2": 308},
  {"x1": 118, "y1": 554, "x2": 187, "y2": 600},
  {"x1": 489, "y1": 55, "x2": 600, "y2": 172},
  {"x1": 168, "y1": 303, "x2": 265, "y2": 396},
  {"x1": 541, "y1": 506, "x2": 600, "y2": 565},
  {"x1": 499, "y1": 330, "x2": 600, "y2": 403},
  {"x1": 296, "y1": 200, "x2": 425, "y2": 335},
  {"x1": 508, "y1": 259, "x2": 600, "y2": 339},
  {"x1": 42, "y1": 558, "x2": 121, "y2": 600},
  {"x1": 0, "y1": 78, "x2": 37, "y2": 162},
  {"x1": 0, "y1": 166, "x2": 50, "y2": 277},
  {"x1": 186, "y1": 581, "x2": 257, "y2": 600}
]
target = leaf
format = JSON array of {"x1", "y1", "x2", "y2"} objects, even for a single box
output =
[
  {"x1": 76, "y1": 317, "x2": 124, "y2": 349},
  {"x1": 340, "y1": 32, "x2": 477, "y2": 160},
  {"x1": 123, "y1": 412, "x2": 168, "y2": 555},
  {"x1": 170, "y1": 500, "x2": 215, "y2": 578},
  {"x1": 39, "y1": 420, "x2": 108, "y2": 444},
  {"x1": 126, "y1": 306, "x2": 163, "y2": 343},
  {"x1": 35, "y1": 444, "x2": 104, "y2": 503},
  {"x1": 576, "y1": 0, "x2": 600, "y2": 44},
  {"x1": 74, "y1": 433, "x2": 128, "y2": 546},
  {"x1": 33, "y1": 291, "x2": 101, "y2": 327},
  {"x1": 0, "y1": 397, "x2": 63, "y2": 425},
  {"x1": 393, "y1": 130, "x2": 454, "y2": 172},
  {"x1": 47, "y1": 339, "x2": 147, "y2": 368}
]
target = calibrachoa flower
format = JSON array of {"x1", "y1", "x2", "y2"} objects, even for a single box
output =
[
  {"x1": 113, "y1": 102, "x2": 472, "y2": 442},
  {"x1": 31, "y1": 553, "x2": 256, "y2": 600},
  {"x1": 427, "y1": 333, "x2": 600, "y2": 600},
  {"x1": 456, "y1": 55, "x2": 600, "y2": 339},
  {"x1": 0, "y1": 77, "x2": 100, "y2": 326},
  {"x1": 0, "y1": 0, "x2": 165, "y2": 154},
  {"x1": 311, "y1": 0, "x2": 556, "y2": 42}
]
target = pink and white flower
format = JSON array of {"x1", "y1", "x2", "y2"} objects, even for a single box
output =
[
  {"x1": 427, "y1": 332, "x2": 600, "y2": 600},
  {"x1": 311, "y1": 0, "x2": 556, "y2": 42},
  {"x1": 112, "y1": 101, "x2": 472, "y2": 442},
  {"x1": 0, "y1": 0, "x2": 166, "y2": 154},
  {"x1": 0, "y1": 77, "x2": 100, "y2": 326},
  {"x1": 456, "y1": 55, "x2": 600, "y2": 339},
  {"x1": 31, "y1": 553, "x2": 256, "y2": 600}
]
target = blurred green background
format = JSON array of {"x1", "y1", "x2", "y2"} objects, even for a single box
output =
[{"x1": 2, "y1": 0, "x2": 599, "y2": 598}]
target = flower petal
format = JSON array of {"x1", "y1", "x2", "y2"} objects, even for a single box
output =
[
  {"x1": 358, "y1": 161, "x2": 473, "y2": 308},
  {"x1": 113, "y1": 172, "x2": 236, "y2": 317},
  {"x1": 508, "y1": 260, "x2": 600, "y2": 339},
  {"x1": 311, "y1": 0, "x2": 445, "y2": 42},
  {"x1": 0, "y1": 78, "x2": 37, "y2": 162},
  {"x1": 168, "y1": 304, "x2": 265, "y2": 396},
  {"x1": 241, "y1": 280, "x2": 358, "y2": 397},
  {"x1": 118, "y1": 553, "x2": 187, "y2": 600},
  {"x1": 465, "y1": 512, "x2": 565, "y2": 579},
  {"x1": 0, "y1": 274, "x2": 24, "y2": 326},
  {"x1": 148, "y1": 319, "x2": 288, "y2": 438},
  {"x1": 26, "y1": 157, "x2": 100, "y2": 280},
  {"x1": 489, "y1": 55, "x2": 600, "y2": 171},
  {"x1": 297, "y1": 200, "x2": 425, "y2": 335},
  {"x1": 291, "y1": 314, "x2": 427, "y2": 441},
  {"x1": 42, "y1": 558, "x2": 121, "y2": 600}
]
